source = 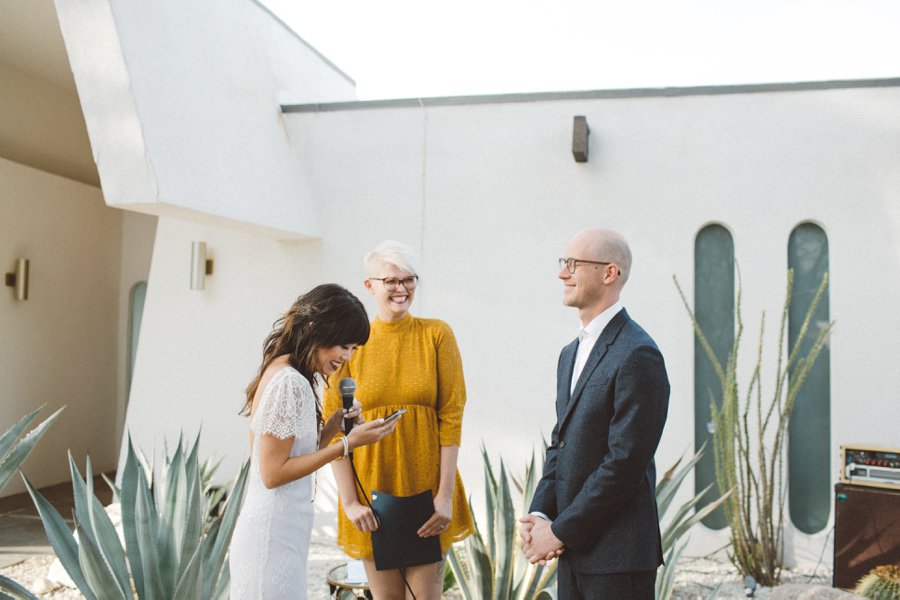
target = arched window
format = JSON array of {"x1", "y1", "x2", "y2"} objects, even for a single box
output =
[
  {"x1": 694, "y1": 224, "x2": 734, "y2": 529},
  {"x1": 127, "y1": 281, "x2": 147, "y2": 404},
  {"x1": 788, "y1": 223, "x2": 831, "y2": 534}
]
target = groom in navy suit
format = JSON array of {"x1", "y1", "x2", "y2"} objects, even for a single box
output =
[{"x1": 520, "y1": 228, "x2": 670, "y2": 599}]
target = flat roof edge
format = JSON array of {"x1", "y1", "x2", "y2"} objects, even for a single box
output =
[
  {"x1": 250, "y1": 0, "x2": 355, "y2": 87},
  {"x1": 281, "y1": 77, "x2": 900, "y2": 113}
]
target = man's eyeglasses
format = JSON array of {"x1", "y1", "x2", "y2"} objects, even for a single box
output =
[
  {"x1": 558, "y1": 257, "x2": 611, "y2": 274},
  {"x1": 369, "y1": 276, "x2": 419, "y2": 291}
]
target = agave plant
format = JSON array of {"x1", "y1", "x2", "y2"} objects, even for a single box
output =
[
  {"x1": 0, "y1": 405, "x2": 63, "y2": 598},
  {"x1": 447, "y1": 445, "x2": 556, "y2": 600},
  {"x1": 447, "y1": 442, "x2": 727, "y2": 600},
  {"x1": 655, "y1": 444, "x2": 730, "y2": 600},
  {"x1": 23, "y1": 432, "x2": 249, "y2": 600},
  {"x1": 103, "y1": 441, "x2": 229, "y2": 526}
]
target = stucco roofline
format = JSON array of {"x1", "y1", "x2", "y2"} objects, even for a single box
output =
[
  {"x1": 250, "y1": 0, "x2": 355, "y2": 86},
  {"x1": 281, "y1": 76, "x2": 900, "y2": 113}
]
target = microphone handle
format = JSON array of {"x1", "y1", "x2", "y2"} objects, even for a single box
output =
[{"x1": 343, "y1": 395, "x2": 354, "y2": 434}]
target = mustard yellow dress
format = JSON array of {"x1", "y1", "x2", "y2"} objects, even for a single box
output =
[{"x1": 323, "y1": 313, "x2": 475, "y2": 559}]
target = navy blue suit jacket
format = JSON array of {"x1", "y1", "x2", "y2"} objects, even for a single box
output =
[{"x1": 530, "y1": 309, "x2": 670, "y2": 575}]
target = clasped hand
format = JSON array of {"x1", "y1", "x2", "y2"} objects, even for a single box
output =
[{"x1": 518, "y1": 515, "x2": 564, "y2": 565}]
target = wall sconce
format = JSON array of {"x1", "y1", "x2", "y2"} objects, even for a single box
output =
[
  {"x1": 190, "y1": 242, "x2": 214, "y2": 290},
  {"x1": 5, "y1": 259, "x2": 30, "y2": 301},
  {"x1": 572, "y1": 115, "x2": 590, "y2": 163}
]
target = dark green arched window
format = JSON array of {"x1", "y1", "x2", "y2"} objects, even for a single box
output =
[
  {"x1": 127, "y1": 281, "x2": 147, "y2": 404},
  {"x1": 694, "y1": 224, "x2": 734, "y2": 529},
  {"x1": 788, "y1": 223, "x2": 831, "y2": 534}
]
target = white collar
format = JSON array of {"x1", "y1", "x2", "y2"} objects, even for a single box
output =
[{"x1": 579, "y1": 301, "x2": 623, "y2": 340}]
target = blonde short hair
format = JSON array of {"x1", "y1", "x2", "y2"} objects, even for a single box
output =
[{"x1": 364, "y1": 240, "x2": 420, "y2": 278}]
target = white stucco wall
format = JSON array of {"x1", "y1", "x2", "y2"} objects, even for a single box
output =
[
  {"x1": 0, "y1": 158, "x2": 126, "y2": 495},
  {"x1": 280, "y1": 84, "x2": 900, "y2": 564},
  {"x1": 120, "y1": 216, "x2": 319, "y2": 469},
  {"x1": 121, "y1": 81, "x2": 900, "y2": 563},
  {"x1": 53, "y1": 0, "x2": 358, "y2": 239}
]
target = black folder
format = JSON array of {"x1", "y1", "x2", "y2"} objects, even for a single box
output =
[{"x1": 370, "y1": 489, "x2": 442, "y2": 571}]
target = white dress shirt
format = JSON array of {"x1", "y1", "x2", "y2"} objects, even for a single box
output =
[
  {"x1": 570, "y1": 302, "x2": 623, "y2": 394},
  {"x1": 530, "y1": 302, "x2": 624, "y2": 523}
]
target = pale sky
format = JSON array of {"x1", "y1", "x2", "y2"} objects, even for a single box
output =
[{"x1": 260, "y1": 0, "x2": 900, "y2": 100}]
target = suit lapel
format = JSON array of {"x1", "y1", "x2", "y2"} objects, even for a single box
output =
[
  {"x1": 557, "y1": 338, "x2": 578, "y2": 415},
  {"x1": 559, "y1": 309, "x2": 630, "y2": 432}
]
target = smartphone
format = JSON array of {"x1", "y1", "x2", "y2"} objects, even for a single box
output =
[{"x1": 383, "y1": 408, "x2": 407, "y2": 424}]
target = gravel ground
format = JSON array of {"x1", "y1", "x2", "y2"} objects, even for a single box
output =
[
  {"x1": 1, "y1": 549, "x2": 853, "y2": 599},
  {"x1": 0, "y1": 542, "x2": 352, "y2": 599},
  {"x1": 668, "y1": 556, "x2": 858, "y2": 599}
]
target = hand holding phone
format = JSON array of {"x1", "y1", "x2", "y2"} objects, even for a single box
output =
[{"x1": 383, "y1": 408, "x2": 406, "y2": 425}]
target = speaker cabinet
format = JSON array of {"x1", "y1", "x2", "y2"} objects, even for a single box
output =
[{"x1": 833, "y1": 483, "x2": 900, "y2": 590}]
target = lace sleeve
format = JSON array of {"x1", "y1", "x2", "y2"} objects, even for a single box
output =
[
  {"x1": 251, "y1": 368, "x2": 315, "y2": 440},
  {"x1": 296, "y1": 376, "x2": 318, "y2": 440}
]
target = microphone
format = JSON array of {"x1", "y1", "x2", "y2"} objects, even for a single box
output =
[{"x1": 339, "y1": 377, "x2": 357, "y2": 434}]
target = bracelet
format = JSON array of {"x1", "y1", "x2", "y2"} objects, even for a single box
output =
[{"x1": 338, "y1": 436, "x2": 349, "y2": 460}]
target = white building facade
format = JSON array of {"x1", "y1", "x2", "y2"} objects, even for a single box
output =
[{"x1": 2, "y1": 0, "x2": 899, "y2": 565}]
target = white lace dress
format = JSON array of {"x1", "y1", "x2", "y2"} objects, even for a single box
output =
[{"x1": 229, "y1": 367, "x2": 319, "y2": 599}]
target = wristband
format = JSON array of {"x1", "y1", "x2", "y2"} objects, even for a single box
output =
[{"x1": 338, "y1": 436, "x2": 349, "y2": 460}]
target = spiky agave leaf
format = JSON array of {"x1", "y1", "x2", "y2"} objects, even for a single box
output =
[
  {"x1": 21, "y1": 474, "x2": 97, "y2": 600},
  {"x1": 157, "y1": 437, "x2": 186, "y2": 595},
  {"x1": 662, "y1": 487, "x2": 732, "y2": 556},
  {"x1": 200, "y1": 460, "x2": 249, "y2": 598},
  {"x1": 178, "y1": 433, "x2": 205, "y2": 578},
  {"x1": 656, "y1": 539, "x2": 688, "y2": 600},
  {"x1": 134, "y1": 464, "x2": 165, "y2": 600},
  {"x1": 0, "y1": 574, "x2": 39, "y2": 599},
  {"x1": 119, "y1": 435, "x2": 152, "y2": 600},
  {"x1": 656, "y1": 443, "x2": 707, "y2": 520},
  {"x1": 75, "y1": 519, "x2": 126, "y2": 599},
  {"x1": 0, "y1": 406, "x2": 64, "y2": 492},
  {"x1": 448, "y1": 535, "x2": 491, "y2": 600},
  {"x1": 492, "y1": 460, "x2": 516, "y2": 599},
  {"x1": 77, "y1": 455, "x2": 131, "y2": 598}
]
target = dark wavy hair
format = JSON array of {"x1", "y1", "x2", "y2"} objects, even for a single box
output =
[{"x1": 241, "y1": 284, "x2": 370, "y2": 418}]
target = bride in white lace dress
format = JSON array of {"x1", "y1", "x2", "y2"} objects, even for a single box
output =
[{"x1": 229, "y1": 284, "x2": 396, "y2": 600}]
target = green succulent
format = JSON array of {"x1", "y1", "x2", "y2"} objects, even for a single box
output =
[
  {"x1": 855, "y1": 565, "x2": 900, "y2": 600},
  {"x1": 0, "y1": 404, "x2": 63, "y2": 599},
  {"x1": 446, "y1": 442, "x2": 726, "y2": 600},
  {"x1": 448, "y1": 444, "x2": 556, "y2": 600},
  {"x1": 23, "y1": 432, "x2": 249, "y2": 600},
  {"x1": 655, "y1": 443, "x2": 730, "y2": 600},
  {"x1": 0, "y1": 405, "x2": 63, "y2": 494}
]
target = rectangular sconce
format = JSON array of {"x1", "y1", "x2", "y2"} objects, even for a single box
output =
[
  {"x1": 572, "y1": 115, "x2": 590, "y2": 163},
  {"x1": 190, "y1": 242, "x2": 214, "y2": 290},
  {"x1": 5, "y1": 259, "x2": 30, "y2": 300}
]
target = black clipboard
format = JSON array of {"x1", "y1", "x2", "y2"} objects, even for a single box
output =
[{"x1": 370, "y1": 489, "x2": 442, "y2": 571}]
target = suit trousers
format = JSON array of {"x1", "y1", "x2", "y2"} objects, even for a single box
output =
[{"x1": 557, "y1": 556, "x2": 655, "y2": 600}]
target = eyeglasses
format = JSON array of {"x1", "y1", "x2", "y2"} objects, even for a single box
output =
[
  {"x1": 369, "y1": 275, "x2": 418, "y2": 291},
  {"x1": 558, "y1": 257, "x2": 611, "y2": 274}
]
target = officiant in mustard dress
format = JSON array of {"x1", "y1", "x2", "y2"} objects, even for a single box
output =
[{"x1": 324, "y1": 240, "x2": 474, "y2": 600}]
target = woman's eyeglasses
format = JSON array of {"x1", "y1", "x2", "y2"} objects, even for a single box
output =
[{"x1": 369, "y1": 276, "x2": 418, "y2": 291}]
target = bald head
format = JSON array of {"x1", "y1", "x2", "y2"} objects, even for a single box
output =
[{"x1": 571, "y1": 228, "x2": 632, "y2": 285}]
